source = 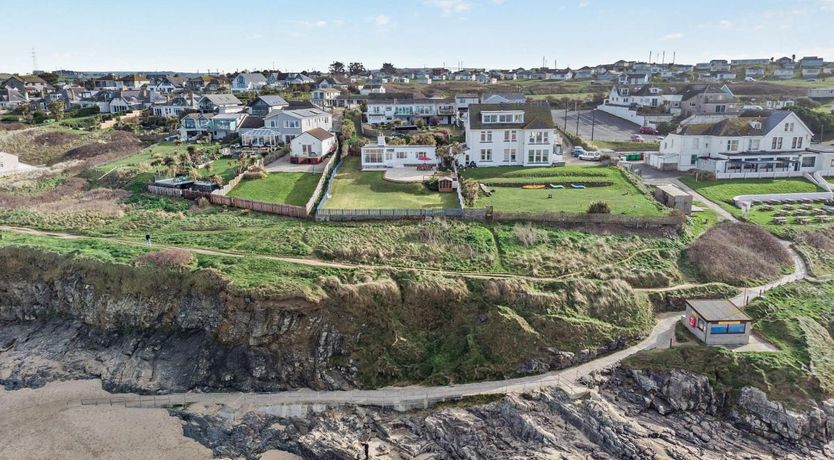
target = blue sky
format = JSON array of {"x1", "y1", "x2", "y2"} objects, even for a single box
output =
[{"x1": 1, "y1": 0, "x2": 832, "y2": 74}]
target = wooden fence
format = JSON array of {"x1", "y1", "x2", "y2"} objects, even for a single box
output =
[
  {"x1": 210, "y1": 194, "x2": 309, "y2": 218},
  {"x1": 491, "y1": 210, "x2": 685, "y2": 228},
  {"x1": 316, "y1": 207, "x2": 487, "y2": 221},
  {"x1": 147, "y1": 185, "x2": 183, "y2": 197}
]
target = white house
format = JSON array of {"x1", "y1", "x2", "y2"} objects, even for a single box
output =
[
  {"x1": 774, "y1": 68, "x2": 795, "y2": 79},
  {"x1": 289, "y1": 128, "x2": 336, "y2": 164},
  {"x1": 310, "y1": 87, "x2": 341, "y2": 109},
  {"x1": 0, "y1": 151, "x2": 20, "y2": 174},
  {"x1": 232, "y1": 73, "x2": 267, "y2": 92},
  {"x1": 151, "y1": 96, "x2": 192, "y2": 117},
  {"x1": 597, "y1": 85, "x2": 680, "y2": 127},
  {"x1": 366, "y1": 98, "x2": 456, "y2": 125},
  {"x1": 463, "y1": 103, "x2": 563, "y2": 167},
  {"x1": 650, "y1": 111, "x2": 822, "y2": 178},
  {"x1": 361, "y1": 136, "x2": 438, "y2": 169},
  {"x1": 359, "y1": 84, "x2": 386, "y2": 95},
  {"x1": 263, "y1": 107, "x2": 333, "y2": 143}
]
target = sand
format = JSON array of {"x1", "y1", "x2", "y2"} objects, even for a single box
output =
[{"x1": 0, "y1": 380, "x2": 213, "y2": 460}]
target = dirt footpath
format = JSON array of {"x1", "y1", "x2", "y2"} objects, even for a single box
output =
[{"x1": 0, "y1": 380, "x2": 212, "y2": 460}]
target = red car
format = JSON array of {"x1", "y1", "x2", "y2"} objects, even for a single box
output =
[{"x1": 639, "y1": 126, "x2": 658, "y2": 135}]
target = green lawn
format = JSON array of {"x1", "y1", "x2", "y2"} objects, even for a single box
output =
[
  {"x1": 463, "y1": 165, "x2": 664, "y2": 216},
  {"x1": 228, "y1": 172, "x2": 321, "y2": 206},
  {"x1": 765, "y1": 78, "x2": 834, "y2": 89},
  {"x1": 204, "y1": 158, "x2": 239, "y2": 182},
  {"x1": 96, "y1": 142, "x2": 181, "y2": 171},
  {"x1": 323, "y1": 156, "x2": 459, "y2": 209},
  {"x1": 679, "y1": 176, "x2": 820, "y2": 215}
]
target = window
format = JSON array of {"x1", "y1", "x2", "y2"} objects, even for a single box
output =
[
  {"x1": 791, "y1": 136, "x2": 803, "y2": 149},
  {"x1": 785, "y1": 122, "x2": 794, "y2": 132},
  {"x1": 749, "y1": 139, "x2": 760, "y2": 151},
  {"x1": 504, "y1": 130, "x2": 517, "y2": 142},
  {"x1": 480, "y1": 130, "x2": 493, "y2": 142},
  {"x1": 503, "y1": 148, "x2": 517, "y2": 162},
  {"x1": 284, "y1": 120, "x2": 300, "y2": 129},
  {"x1": 527, "y1": 149, "x2": 547, "y2": 163},
  {"x1": 710, "y1": 323, "x2": 746, "y2": 335},
  {"x1": 528, "y1": 131, "x2": 549, "y2": 144},
  {"x1": 482, "y1": 114, "x2": 498, "y2": 123},
  {"x1": 397, "y1": 151, "x2": 407, "y2": 159},
  {"x1": 385, "y1": 151, "x2": 392, "y2": 161},
  {"x1": 697, "y1": 318, "x2": 705, "y2": 331},
  {"x1": 715, "y1": 105, "x2": 726, "y2": 113},
  {"x1": 690, "y1": 154, "x2": 698, "y2": 165},
  {"x1": 726, "y1": 140, "x2": 739, "y2": 152},
  {"x1": 480, "y1": 149, "x2": 492, "y2": 161},
  {"x1": 363, "y1": 149, "x2": 383, "y2": 164},
  {"x1": 801, "y1": 156, "x2": 816, "y2": 168},
  {"x1": 302, "y1": 144, "x2": 313, "y2": 155},
  {"x1": 771, "y1": 137, "x2": 783, "y2": 150}
]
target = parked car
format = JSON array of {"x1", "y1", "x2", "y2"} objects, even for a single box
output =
[
  {"x1": 638, "y1": 126, "x2": 658, "y2": 135},
  {"x1": 572, "y1": 146, "x2": 588, "y2": 157},
  {"x1": 630, "y1": 134, "x2": 645, "y2": 143},
  {"x1": 579, "y1": 152, "x2": 601, "y2": 161}
]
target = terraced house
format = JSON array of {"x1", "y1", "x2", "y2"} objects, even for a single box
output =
[
  {"x1": 651, "y1": 111, "x2": 834, "y2": 178},
  {"x1": 462, "y1": 103, "x2": 563, "y2": 167},
  {"x1": 366, "y1": 98, "x2": 456, "y2": 125}
]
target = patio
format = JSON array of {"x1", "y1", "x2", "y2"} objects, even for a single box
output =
[
  {"x1": 383, "y1": 167, "x2": 437, "y2": 183},
  {"x1": 265, "y1": 154, "x2": 330, "y2": 173}
]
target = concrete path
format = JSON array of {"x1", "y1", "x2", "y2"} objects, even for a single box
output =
[{"x1": 73, "y1": 313, "x2": 683, "y2": 411}]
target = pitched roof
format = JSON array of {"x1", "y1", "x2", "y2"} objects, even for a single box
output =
[
  {"x1": 468, "y1": 103, "x2": 555, "y2": 130},
  {"x1": 254, "y1": 95, "x2": 289, "y2": 107},
  {"x1": 303, "y1": 127, "x2": 334, "y2": 141},
  {"x1": 237, "y1": 73, "x2": 267, "y2": 83},
  {"x1": 687, "y1": 299, "x2": 751, "y2": 322},
  {"x1": 238, "y1": 116, "x2": 265, "y2": 129},
  {"x1": 678, "y1": 111, "x2": 795, "y2": 137},
  {"x1": 481, "y1": 92, "x2": 526, "y2": 103},
  {"x1": 202, "y1": 94, "x2": 242, "y2": 106}
]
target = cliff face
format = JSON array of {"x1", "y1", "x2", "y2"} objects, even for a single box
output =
[{"x1": 0, "y1": 247, "x2": 358, "y2": 393}]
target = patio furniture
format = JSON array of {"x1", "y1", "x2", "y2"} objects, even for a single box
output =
[
  {"x1": 571, "y1": 184, "x2": 586, "y2": 189},
  {"x1": 549, "y1": 184, "x2": 565, "y2": 189}
]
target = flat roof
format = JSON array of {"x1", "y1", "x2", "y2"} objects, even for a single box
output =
[
  {"x1": 655, "y1": 184, "x2": 689, "y2": 198},
  {"x1": 686, "y1": 299, "x2": 751, "y2": 322}
]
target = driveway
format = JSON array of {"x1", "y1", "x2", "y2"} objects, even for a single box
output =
[
  {"x1": 264, "y1": 155, "x2": 328, "y2": 173},
  {"x1": 552, "y1": 109, "x2": 640, "y2": 142}
]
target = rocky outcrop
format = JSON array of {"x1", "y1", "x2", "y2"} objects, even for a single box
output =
[
  {"x1": 731, "y1": 386, "x2": 834, "y2": 443},
  {"x1": 173, "y1": 385, "x2": 834, "y2": 460}
]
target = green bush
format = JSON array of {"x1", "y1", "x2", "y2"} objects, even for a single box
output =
[{"x1": 587, "y1": 201, "x2": 611, "y2": 214}]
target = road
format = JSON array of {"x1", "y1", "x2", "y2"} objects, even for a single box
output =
[{"x1": 552, "y1": 109, "x2": 640, "y2": 143}]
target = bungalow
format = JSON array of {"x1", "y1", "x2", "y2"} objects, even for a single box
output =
[
  {"x1": 551, "y1": 69, "x2": 574, "y2": 81},
  {"x1": 93, "y1": 74, "x2": 121, "y2": 89},
  {"x1": 678, "y1": 84, "x2": 739, "y2": 118},
  {"x1": 480, "y1": 93, "x2": 527, "y2": 105},
  {"x1": 359, "y1": 84, "x2": 386, "y2": 95},
  {"x1": 597, "y1": 84, "x2": 681, "y2": 126},
  {"x1": 800, "y1": 56, "x2": 825, "y2": 68},
  {"x1": 573, "y1": 66, "x2": 594, "y2": 80},
  {"x1": 773, "y1": 68, "x2": 795, "y2": 79},
  {"x1": 248, "y1": 95, "x2": 289, "y2": 117},
  {"x1": 802, "y1": 68, "x2": 822, "y2": 78},
  {"x1": 231, "y1": 73, "x2": 267, "y2": 92},
  {"x1": 282, "y1": 73, "x2": 316, "y2": 86},
  {"x1": 0, "y1": 87, "x2": 27, "y2": 109},
  {"x1": 361, "y1": 136, "x2": 438, "y2": 169},
  {"x1": 652, "y1": 111, "x2": 820, "y2": 177},
  {"x1": 263, "y1": 107, "x2": 332, "y2": 143},
  {"x1": 764, "y1": 98, "x2": 795, "y2": 110},
  {"x1": 745, "y1": 67, "x2": 765, "y2": 78},
  {"x1": 198, "y1": 94, "x2": 243, "y2": 113},
  {"x1": 730, "y1": 58, "x2": 770, "y2": 66},
  {"x1": 121, "y1": 74, "x2": 149, "y2": 89},
  {"x1": 366, "y1": 98, "x2": 456, "y2": 125},
  {"x1": 152, "y1": 96, "x2": 192, "y2": 117},
  {"x1": 684, "y1": 299, "x2": 751, "y2": 346},
  {"x1": 310, "y1": 87, "x2": 341, "y2": 109},
  {"x1": 289, "y1": 127, "x2": 336, "y2": 164},
  {"x1": 709, "y1": 60, "x2": 731, "y2": 72},
  {"x1": 808, "y1": 88, "x2": 834, "y2": 99},
  {"x1": 619, "y1": 73, "x2": 650, "y2": 85},
  {"x1": 316, "y1": 76, "x2": 348, "y2": 89}
]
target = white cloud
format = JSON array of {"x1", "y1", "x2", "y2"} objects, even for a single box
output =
[
  {"x1": 717, "y1": 19, "x2": 734, "y2": 30},
  {"x1": 295, "y1": 20, "x2": 328, "y2": 28},
  {"x1": 660, "y1": 32, "x2": 684, "y2": 41},
  {"x1": 370, "y1": 14, "x2": 391, "y2": 26},
  {"x1": 424, "y1": 0, "x2": 472, "y2": 16}
]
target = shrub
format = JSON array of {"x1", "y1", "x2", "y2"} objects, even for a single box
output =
[
  {"x1": 513, "y1": 223, "x2": 546, "y2": 247},
  {"x1": 587, "y1": 201, "x2": 611, "y2": 214},
  {"x1": 135, "y1": 249, "x2": 195, "y2": 270},
  {"x1": 686, "y1": 222, "x2": 793, "y2": 285},
  {"x1": 196, "y1": 197, "x2": 210, "y2": 208}
]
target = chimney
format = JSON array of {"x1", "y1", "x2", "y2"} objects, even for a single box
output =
[{"x1": 377, "y1": 135, "x2": 386, "y2": 146}]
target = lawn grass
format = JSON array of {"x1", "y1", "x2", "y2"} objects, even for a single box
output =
[
  {"x1": 463, "y1": 165, "x2": 664, "y2": 216},
  {"x1": 679, "y1": 176, "x2": 820, "y2": 215},
  {"x1": 765, "y1": 78, "x2": 834, "y2": 89},
  {"x1": 228, "y1": 172, "x2": 321, "y2": 206},
  {"x1": 324, "y1": 156, "x2": 459, "y2": 209},
  {"x1": 95, "y1": 142, "x2": 181, "y2": 171},
  {"x1": 591, "y1": 140, "x2": 660, "y2": 152}
]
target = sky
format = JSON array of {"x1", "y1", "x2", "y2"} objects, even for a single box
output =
[{"x1": 1, "y1": 0, "x2": 833, "y2": 74}]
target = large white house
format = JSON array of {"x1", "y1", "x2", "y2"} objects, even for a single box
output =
[
  {"x1": 361, "y1": 136, "x2": 438, "y2": 169},
  {"x1": 597, "y1": 85, "x2": 681, "y2": 127},
  {"x1": 263, "y1": 107, "x2": 333, "y2": 143},
  {"x1": 650, "y1": 111, "x2": 831, "y2": 178},
  {"x1": 231, "y1": 73, "x2": 267, "y2": 92},
  {"x1": 463, "y1": 103, "x2": 563, "y2": 167}
]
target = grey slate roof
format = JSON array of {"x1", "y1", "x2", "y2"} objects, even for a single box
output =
[
  {"x1": 253, "y1": 95, "x2": 289, "y2": 107},
  {"x1": 202, "y1": 94, "x2": 242, "y2": 106},
  {"x1": 468, "y1": 103, "x2": 555, "y2": 130},
  {"x1": 686, "y1": 299, "x2": 751, "y2": 322}
]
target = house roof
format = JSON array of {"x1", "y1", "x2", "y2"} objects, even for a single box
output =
[
  {"x1": 237, "y1": 73, "x2": 267, "y2": 83},
  {"x1": 202, "y1": 94, "x2": 242, "y2": 106},
  {"x1": 238, "y1": 116, "x2": 265, "y2": 129},
  {"x1": 253, "y1": 95, "x2": 289, "y2": 107},
  {"x1": 303, "y1": 127, "x2": 334, "y2": 141},
  {"x1": 678, "y1": 84, "x2": 732, "y2": 101},
  {"x1": 468, "y1": 103, "x2": 555, "y2": 130},
  {"x1": 481, "y1": 92, "x2": 526, "y2": 103},
  {"x1": 265, "y1": 107, "x2": 328, "y2": 119},
  {"x1": 678, "y1": 111, "x2": 794, "y2": 137},
  {"x1": 211, "y1": 112, "x2": 245, "y2": 120},
  {"x1": 686, "y1": 299, "x2": 751, "y2": 322}
]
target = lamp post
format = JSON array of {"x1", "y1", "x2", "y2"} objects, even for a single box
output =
[{"x1": 590, "y1": 102, "x2": 596, "y2": 141}]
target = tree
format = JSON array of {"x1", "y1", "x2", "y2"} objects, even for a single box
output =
[
  {"x1": 348, "y1": 62, "x2": 366, "y2": 75},
  {"x1": 587, "y1": 201, "x2": 611, "y2": 214},
  {"x1": 340, "y1": 117, "x2": 356, "y2": 139},
  {"x1": 411, "y1": 132, "x2": 436, "y2": 145},
  {"x1": 329, "y1": 61, "x2": 346, "y2": 74},
  {"x1": 18, "y1": 103, "x2": 32, "y2": 123},
  {"x1": 48, "y1": 100, "x2": 65, "y2": 121},
  {"x1": 381, "y1": 63, "x2": 396, "y2": 75},
  {"x1": 436, "y1": 142, "x2": 463, "y2": 169}
]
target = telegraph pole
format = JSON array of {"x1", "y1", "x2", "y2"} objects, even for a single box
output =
[
  {"x1": 591, "y1": 108, "x2": 596, "y2": 140},
  {"x1": 564, "y1": 103, "x2": 568, "y2": 131},
  {"x1": 575, "y1": 101, "x2": 580, "y2": 135}
]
